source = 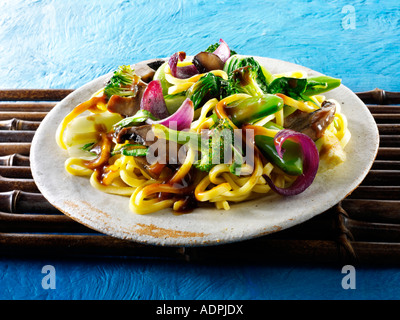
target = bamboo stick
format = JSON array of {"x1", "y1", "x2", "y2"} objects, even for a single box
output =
[
  {"x1": 0, "y1": 190, "x2": 58, "y2": 214},
  {"x1": 0, "y1": 211, "x2": 91, "y2": 233},
  {"x1": 0, "y1": 103, "x2": 56, "y2": 112},
  {"x1": 0, "y1": 154, "x2": 30, "y2": 166},
  {"x1": 341, "y1": 199, "x2": 400, "y2": 223},
  {"x1": 348, "y1": 186, "x2": 400, "y2": 200},
  {"x1": 372, "y1": 160, "x2": 400, "y2": 170},
  {"x1": 379, "y1": 135, "x2": 400, "y2": 147},
  {"x1": 0, "y1": 233, "x2": 187, "y2": 259},
  {"x1": 356, "y1": 88, "x2": 400, "y2": 105},
  {"x1": 378, "y1": 124, "x2": 400, "y2": 135},
  {"x1": 0, "y1": 166, "x2": 32, "y2": 179},
  {"x1": 368, "y1": 106, "x2": 400, "y2": 114},
  {"x1": 0, "y1": 112, "x2": 47, "y2": 121},
  {"x1": 351, "y1": 242, "x2": 400, "y2": 265},
  {"x1": 377, "y1": 147, "x2": 400, "y2": 160},
  {"x1": 0, "y1": 119, "x2": 40, "y2": 131},
  {"x1": 361, "y1": 170, "x2": 400, "y2": 186},
  {"x1": 0, "y1": 89, "x2": 74, "y2": 101},
  {"x1": 342, "y1": 215, "x2": 400, "y2": 242},
  {"x1": 0, "y1": 143, "x2": 31, "y2": 156},
  {"x1": 373, "y1": 114, "x2": 400, "y2": 123},
  {"x1": 0, "y1": 131, "x2": 35, "y2": 143},
  {"x1": 0, "y1": 175, "x2": 39, "y2": 193}
]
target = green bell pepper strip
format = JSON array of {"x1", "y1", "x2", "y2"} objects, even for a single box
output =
[
  {"x1": 225, "y1": 94, "x2": 284, "y2": 126},
  {"x1": 112, "y1": 143, "x2": 149, "y2": 157},
  {"x1": 113, "y1": 109, "x2": 158, "y2": 129},
  {"x1": 122, "y1": 147, "x2": 148, "y2": 157},
  {"x1": 254, "y1": 121, "x2": 303, "y2": 176},
  {"x1": 303, "y1": 76, "x2": 341, "y2": 96}
]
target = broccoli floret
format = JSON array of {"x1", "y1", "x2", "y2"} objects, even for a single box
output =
[
  {"x1": 225, "y1": 66, "x2": 265, "y2": 97},
  {"x1": 186, "y1": 73, "x2": 224, "y2": 109},
  {"x1": 104, "y1": 65, "x2": 138, "y2": 98},
  {"x1": 193, "y1": 119, "x2": 242, "y2": 174}
]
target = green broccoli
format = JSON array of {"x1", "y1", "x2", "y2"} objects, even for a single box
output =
[
  {"x1": 104, "y1": 65, "x2": 138, "y2": 98},
  {"x1": 193, "y1": 119, "x2": 243, "y2": 174}
]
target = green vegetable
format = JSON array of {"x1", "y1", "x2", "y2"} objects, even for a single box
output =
[
  {"x1": 193, "y1": 119, "x2": 242, "y2": 173},
  {"x1": 104, "y1": 65, "x2": 138, "y2": 98},
  {"x1": 303, "y1": 76, "x2": 341, "y2": 96},
  {"x1": 122, "y1": 147, "x2": 148, "y2": 157},
  {"x1": 268, "y1": 77, "x2": 308, "y2": 100},
  {"x1": 267, "y1": 75, "x2": 341, "y2": 100},
  {"x1": 186, "y1": 73, "x2": 224, "y2": 109},
  {"x1": 255, "y1": 135, "x2": 303, "y2": 176},
  {"x1": 113, "y1": 143, "x2": 148, "y2": 157},
  {"x1": 164, "y1": 93, "x2": 187, "y2": 115},
  {"x1": 225, "y1": 94, "x2": 284, "y2": 126},
  {"x1": 223, "y1": 56, "x2": 272, "y2": 90},
  {"x1": 254, "y1": 121, "x2": 303, "y2": 176},
  {"x1": 113, "y1": 109, "x2": 158, "y2": 129},
  {"x1": 225, "y1": 66, "x2": 265, "y2": 97},
  {"x1": 80, "y1": 142, "x2": 95, "y2": 151},
  {"x1": 153, "y1": 61, "x2": 172, "y2": 95},
  {"x1": 80, "y1": 142, "x2": 97, "y2": 156}
]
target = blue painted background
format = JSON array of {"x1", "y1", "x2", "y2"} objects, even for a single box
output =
[{"x1": 1, "y1": 0, "x2": 400, "y2": 300}]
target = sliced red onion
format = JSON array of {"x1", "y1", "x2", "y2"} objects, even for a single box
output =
[
  {"x1": 140, "y1": 80, "x2": 170, "y2": 119},
  {"x1": 212, "y1": 38, "x2": 231, "y2": 63},
  {"x1": 168, "y1": 51, "x2": 199, "y2": 79},
  {"x1": 262, "y1": 129, "x2": 319, "y2": 196},
  {"x1": 146, "y1": 98, "x2": 194, "y2": 131}
]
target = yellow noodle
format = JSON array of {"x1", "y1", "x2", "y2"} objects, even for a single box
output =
[
  {"x1": 65, "y1": 158, "x2": 93, "y2": 176},
  {"x1": 191, "y1": 98, "x2": 218, "y2": 130},
  {"x1": 194, "y1": 175, "x2": 232, "y2": 202},
  {"x1": 168, "y1": 82, "x2": 196, "y2": 95},
  {"x1": 90, "y1": 171, "x2": 135, "y2": 196},
  {"x1": 129, "y1": 182, "x2": 175, "y2": 214},
  {"x1": 275, "y1": 93, "x2": 317, "y2": 113}
]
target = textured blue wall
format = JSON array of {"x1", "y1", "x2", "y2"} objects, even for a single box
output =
[
  {"x1": 1, "y1": 0, "x2": 400, "y2": 300},
  {"x1": 1, "y1": 0, "x2": 399, "y2": 92}
]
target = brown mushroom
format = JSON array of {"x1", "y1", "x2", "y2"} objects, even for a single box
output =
[
  {"x1": 192, "y1": 52, "x2": 225, "y2": 73},
  {"x1": 284, "y1": 100, "x2": 336, "y2": 140}
]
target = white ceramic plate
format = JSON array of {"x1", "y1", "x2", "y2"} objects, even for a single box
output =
[{"x1": 30, "y1": 56, "x2": 379, "y2": 246}]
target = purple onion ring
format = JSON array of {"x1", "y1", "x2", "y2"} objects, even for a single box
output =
[{"x1": 262, "y1": 129, "x2": 319, "y2": 196}]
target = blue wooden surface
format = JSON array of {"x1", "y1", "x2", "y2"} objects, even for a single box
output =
[{"x1": 1, "y1": 0, "x2": 400, "y2": 300}]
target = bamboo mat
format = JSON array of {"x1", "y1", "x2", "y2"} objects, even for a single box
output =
[{"x1": 0, "y1": 88, "x2": 399, "y2": 265}]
